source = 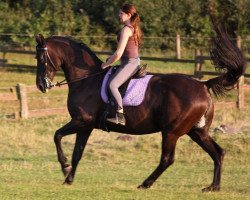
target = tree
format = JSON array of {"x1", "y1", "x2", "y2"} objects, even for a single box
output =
[{"x1": 0, "y1": 0, "x2": 249, "y2": 49}]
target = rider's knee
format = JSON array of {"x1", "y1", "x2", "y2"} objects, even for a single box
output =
[{"x1": 109, "y1": 80, "x2": 118, "y2": 91}]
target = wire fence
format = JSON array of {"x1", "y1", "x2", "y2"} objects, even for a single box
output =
[{"x1": 0, "y1": 33, "x2": 249, "y2": 59}]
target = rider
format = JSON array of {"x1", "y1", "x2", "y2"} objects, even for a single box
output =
[{"x1": 101, "y1": 3, "x2": 142, "y2": 126}]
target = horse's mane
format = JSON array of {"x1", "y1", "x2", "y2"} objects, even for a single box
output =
[{"x1": 46, "y1": 36, "x2": 103, "y2": 65}]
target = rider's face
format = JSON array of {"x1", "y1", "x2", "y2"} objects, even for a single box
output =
[{"x1": 118, "y1": 10, "x2": 131, "y2": 23}]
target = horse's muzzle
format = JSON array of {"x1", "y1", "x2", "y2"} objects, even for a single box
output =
[
  {"x1": 37, "y1": 76, "x2": 52, "y2": 93},
  {"x1": 37, "y1": 82, "x2": 47, "y2": 93}
]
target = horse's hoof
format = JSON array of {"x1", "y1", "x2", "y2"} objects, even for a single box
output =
[
  {"x1": 202, "y1": 185, "x2": 220, "y2": 192},
  {"x1": 63, "y1": 178, "x2": 73, "y2": 185},
  {"x1": 137, "y1": 184, "x2": 151, "y2": 189},
  {"x1": 62, "y1": 165, "x2": 72, "y2": 177},
  {"x1": 63, "y1": 180, "x2": 72, "y2": 185}
]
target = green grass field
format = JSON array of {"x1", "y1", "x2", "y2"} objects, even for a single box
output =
[
  {"x1": 0, "y1": 114, "x2": 249, "y2": 200},
  {"x1": 0, "y1": 53, "x2": 249, "y2": 199}
]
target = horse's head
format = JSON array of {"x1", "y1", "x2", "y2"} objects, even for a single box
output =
[
  {"x1": 35, "y1": 34, "x2": 104, "y2": 92},
  {"x1": 35, "y1": 34, "x2": 59, "y2": 93}
]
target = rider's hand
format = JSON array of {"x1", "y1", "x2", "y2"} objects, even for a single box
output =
[
  {"x1": 106, "y1": 57, "x2": 110, "y2": 62},
  {"x1": 101, "y1": 62, "x2": 108, "y2": 69}
]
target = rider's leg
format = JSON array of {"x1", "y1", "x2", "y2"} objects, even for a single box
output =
[{"x1": 107, "y1": 57, "x2": 140, "y2": 125}]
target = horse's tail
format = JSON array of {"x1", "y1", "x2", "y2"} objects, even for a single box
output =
[{"x1": 205, "y1": 20, "x2": 247, "y2": 97}]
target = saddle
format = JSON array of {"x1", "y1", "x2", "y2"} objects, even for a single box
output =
[
  {"x1": 100, "y1": 64, "x2": 148, "y2": 131},
  {"x1": 113, "y1": 64, "x2": 147, "y2": 96},
  {"x1": 108, "y1": 63, "x2": 147, "y2": 103}
]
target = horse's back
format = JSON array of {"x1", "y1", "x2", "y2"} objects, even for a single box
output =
[{"x1": 148, "y1": 73, "x2": 209, "y2": 103}]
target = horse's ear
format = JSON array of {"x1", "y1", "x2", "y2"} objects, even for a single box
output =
[
  {"x1": 35, "y1": 34, "x2": 40, "y2": 44},
  {"x1": 35, "y1": 34, "x2": 45, "y2": 46}
]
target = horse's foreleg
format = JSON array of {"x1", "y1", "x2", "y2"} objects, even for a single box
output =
[
  {"x1": 138, "y1": 132, "x2": 178, "y2": 189},
  {"x1": 54, "y1": 120, "x2": 80, "y2": 177},
  {"x1": 64, "y1": 129, "x2": 92, "y2": 185},
  {"x1": 188, "y1": 129, "x2": 225, "y2": 192}
]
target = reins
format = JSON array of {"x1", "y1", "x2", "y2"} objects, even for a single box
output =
[{"x1": 50, "y1": 70, "x2": 107, "y2": 87}]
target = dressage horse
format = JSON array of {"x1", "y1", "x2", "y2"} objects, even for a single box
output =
[{"x1": 35, "y1": 24, "x2": 246, "y2": 191}]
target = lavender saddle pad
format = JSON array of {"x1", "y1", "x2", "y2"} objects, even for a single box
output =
[{"x1": 101, "y1": 68, "x2": 153, "y2": 106}]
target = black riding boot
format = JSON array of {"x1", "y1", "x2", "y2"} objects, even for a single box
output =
[{"x1": 106, "y1": 110, "x2": 126, "y2": 126}]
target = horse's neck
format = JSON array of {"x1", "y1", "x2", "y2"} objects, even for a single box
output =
[
  {"x1": 59, "y1": 48, "x2": 102, "y2": 83},
  {"x1": 61, "y1": 64, "x2": 100, "y2": 82},
  {"x1": 67, "y1": 70, "x2": 105, "y2": 94}
]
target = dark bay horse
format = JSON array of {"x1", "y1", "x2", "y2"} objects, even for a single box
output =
[{"x1": 35, "y1": 24, "x2": 246, "y2": 191}]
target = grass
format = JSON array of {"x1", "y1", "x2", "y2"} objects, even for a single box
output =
[{"x1": 0, "y1": 113, "x2": 249, "y2": 200}]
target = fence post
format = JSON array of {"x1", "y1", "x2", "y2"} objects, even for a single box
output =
[
  {"x1": 236, "y1": 36, "x2": 241, "y2": 49},
  {"x1": 17, "y1": 83, "x2": 28, "y2": 118},
  {"x1": 194, "y1": 49, "x2": 204, "y2": 79},
  {"x1": 176, "y1": 34, "x2": 181, "y2": 59},
  {"x1": 236, "y1": 36, "x2": 244, "y2": 109},
  {"x1": 237, "y1": 76, "x2": 244, "y2": 109},
  {"x1": 194, "y1": 49, "x2": 200, "y2": 76}
]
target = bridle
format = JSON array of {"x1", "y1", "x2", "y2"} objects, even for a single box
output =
[
  {"x1": 36, "y1": 46, "x2": 58, "y2": 89},
  {"x1": 36, "y1": 46, "x2": 106, "y2": 89}
]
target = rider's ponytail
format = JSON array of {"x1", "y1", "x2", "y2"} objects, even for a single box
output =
[{"x1": 121, "y1": 3, "x2": 142, "y2": 47}]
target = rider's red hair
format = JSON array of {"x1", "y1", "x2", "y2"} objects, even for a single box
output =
[{"x1": 121, "y1": 3, "x2": 142, "y2": 47}]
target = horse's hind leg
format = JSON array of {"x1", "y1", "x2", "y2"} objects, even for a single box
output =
[
  {"x1": 188, "y1": 128, "x2": 225, "y2": 192},
  {"x1": 138, "y1": 131, "x2": 178, "y2": 189}
]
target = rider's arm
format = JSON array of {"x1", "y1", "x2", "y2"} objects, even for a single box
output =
[{"x1": 101, "y1": 26, "x2": 132, "y2": 69}]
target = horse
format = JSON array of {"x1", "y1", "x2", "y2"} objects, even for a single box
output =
[{"x1": 35, "y1": 23, "x2": 246, "y2": 191}]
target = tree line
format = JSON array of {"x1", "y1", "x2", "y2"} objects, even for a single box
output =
[{"x1": 0, "y1": 0, "x2": 249, "y2": 51}]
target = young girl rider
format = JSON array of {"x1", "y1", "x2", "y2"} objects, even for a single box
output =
[{"x1": 101, "y1": 3, "x2": 142, "y2": 125}]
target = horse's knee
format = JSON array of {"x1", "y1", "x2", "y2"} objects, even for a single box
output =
[{"x1": 54, "y1": 131, "x2": 62, "y2": 143}]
